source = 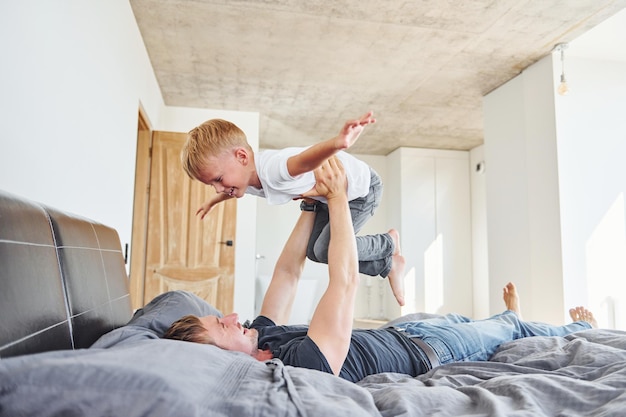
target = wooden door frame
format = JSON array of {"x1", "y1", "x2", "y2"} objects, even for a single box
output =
[{"x1": 129, "y1": 107, "x2": 153, "y2": 310}]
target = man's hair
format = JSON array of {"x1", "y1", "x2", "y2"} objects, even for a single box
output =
[
  {"x1": 181, "y1": 119, "x2": 252, "y2": 181},
  {"x1": 163, "y1": 314, "x2": 216, "y2": 345}
]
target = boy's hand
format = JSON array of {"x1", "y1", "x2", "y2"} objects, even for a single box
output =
[
  {"x1": 302, "y1": 156, "x2": 347, "y2": 200},
  {"x1": 196, "y1": 201, "x2": 215, "y2": 219},
  {"x1": 335, "y1": 111, "x2": 376, "y2": 150}
]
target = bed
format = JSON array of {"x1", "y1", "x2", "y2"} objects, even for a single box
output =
[{"x1": 2, "y1": 188, "x2": 626, "y2": 416}]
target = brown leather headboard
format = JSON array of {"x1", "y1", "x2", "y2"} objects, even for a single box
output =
[{"x1": 0, "y1": 189, "x2": 133, "y2": 358}]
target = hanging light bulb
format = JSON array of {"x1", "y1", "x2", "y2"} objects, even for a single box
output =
[
  {"x1": 554, "y1": 43, "x2": 569, "y2": 96},
  {"x1": 557, "y1": 73, "x2": 569, "y2": 96}
]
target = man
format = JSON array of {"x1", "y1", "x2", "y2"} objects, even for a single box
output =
[{"x1": 165, "y1": 157, "x2": 597, "y2": 383}]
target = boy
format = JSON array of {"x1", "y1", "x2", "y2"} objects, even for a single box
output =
[{"x1": 181, "y1": 111, "x2": 405, "y2": 306}]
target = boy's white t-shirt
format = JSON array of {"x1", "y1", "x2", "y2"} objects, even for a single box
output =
[{"x1": 246, "y1": 147, "x2": 371, "y2": 205}]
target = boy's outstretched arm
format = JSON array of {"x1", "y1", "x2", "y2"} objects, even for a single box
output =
[
  {"x1": 286, "y1": 111, "x2": 375, "y2": 177},
  {"x1": 196, "y1": 193, "x2": 234, "y2": 219}
]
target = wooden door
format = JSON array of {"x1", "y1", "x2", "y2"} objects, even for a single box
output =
[
  {"x1": 129, "y1": 110, "x2": 152, "y2": 310},
  {"x1": 142, "y1": 131, "x2": 236, "y2": 313}
]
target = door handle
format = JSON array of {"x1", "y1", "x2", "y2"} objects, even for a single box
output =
[{"x1": 219, "y1": 240, "x2": 234, "y2": 246}]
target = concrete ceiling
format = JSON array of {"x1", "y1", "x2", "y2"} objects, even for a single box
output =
[{"x1": 130, "y1": 0, "x2": 626, "y2": 155}]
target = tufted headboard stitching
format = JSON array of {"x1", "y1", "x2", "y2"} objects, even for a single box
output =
[{"x1": 0, "y1": 189, "x2": 133, "y2": 358}]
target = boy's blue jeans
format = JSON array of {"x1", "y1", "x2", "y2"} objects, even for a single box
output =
[
  {"x1": 394, "y1": 311, "x2": 591, "y2": 364},
  {"x1": 306, "y1": 168, "x2": 393, "y2": 277}
]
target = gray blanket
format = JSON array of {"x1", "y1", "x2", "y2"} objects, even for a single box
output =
[
  {"x1": 2, "y1": 292, "x2": 626, "y2": 416},
  {"x1": 0, "y1": 339, "x2": 379, "y2": 416},
  {"x1": 2, "y1": 330, "x2": 625, "y2": 416},
  {"x1": 360, "y1": 329, "x2": 626, "y2": 416}
]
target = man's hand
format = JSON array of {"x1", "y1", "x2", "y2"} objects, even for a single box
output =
[{"x1": 301, "y1": 156, "x2": 348, "y2": 201}]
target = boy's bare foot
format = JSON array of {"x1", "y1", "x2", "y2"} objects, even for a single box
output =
[
  {"x1": 569, "y1": 306, "x2": 598, "y2": 328},
  {"x1": 388, "y1": 229, "x2": 401, "y2": 256},
  {"x1": 387, "y1": 253, "x2": 406, "y2": 306},
  {"x1": 502, "y1": 282, "x2": 522, "y2": 318}
]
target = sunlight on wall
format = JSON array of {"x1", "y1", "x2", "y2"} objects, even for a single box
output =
[
  {"x1": 424, "y1": 234, "x2": 444, "y2": 313},
  {"x1": 586, "y1": 193, "x2": 626, "y2": 329},
  {"x1": 401, "y1": 267, "x2": 417, "y2": 316},
  {"x1": 361, "y1": 276, "x2": 376, "y2": 319},
  {"x1": 358, "y1": 275, "x2": 389, "y2": 320}
]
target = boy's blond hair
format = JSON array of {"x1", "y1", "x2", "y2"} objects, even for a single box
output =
[{"x1": 181, "y1": 119, "x2": 252, "y2": 181}]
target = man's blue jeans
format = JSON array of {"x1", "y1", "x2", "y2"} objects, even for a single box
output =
[{"x1": 394, "y1": 311, "x2": 591, "y2": 364}]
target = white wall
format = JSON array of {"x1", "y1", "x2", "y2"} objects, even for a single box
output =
[
  {"x1": 0, "y1": 1, "x2": 259, "y2": 319},
  {"x1": 0, "y1": 0, "x2": 162, "y2": 245},
  {"x1": 483, "y1": 32, "x2": 626, "y2": 327},
  {"x1": 386, "y1": 148, "x2": 473, "y2": 319},
  {"x1": 555, "y1": 56, "x2": 626, "y2": 329},
  {"x1": 470, "y1": 145, "x2": 489, "y2": 318},
  {"x1": 483, "y1": 57, "x2": 566, "y2": 324}
]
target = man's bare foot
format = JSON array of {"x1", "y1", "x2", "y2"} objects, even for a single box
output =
[
  {"x1": 502, "y1": 282, "x2": 522, "y2": 318},
  {"x1": 387, "y1": 253, "x2": 406, "y2": 306},
  {"x1": 388, "y1": 229, "x2": 401, "y2": 256},
  {"x1": 569, "y1": 306, "x2": 598, "y2": 328}
]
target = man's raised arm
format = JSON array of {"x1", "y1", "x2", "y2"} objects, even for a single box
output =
[{"x1": 302, "y1": 157, "x2": 360, "y2": 375}]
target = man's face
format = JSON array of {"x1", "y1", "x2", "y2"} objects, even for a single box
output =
[
  {"x1": 197, "y1": 149, "x2": 251, "y2": 198},
  {"x1": 198, "y1": 313, "x2": 258, "y2": 354}
]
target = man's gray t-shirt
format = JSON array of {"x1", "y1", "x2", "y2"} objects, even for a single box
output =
[{"x1": 251, "y1": 315, "x2": 429, "y2": 382}]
